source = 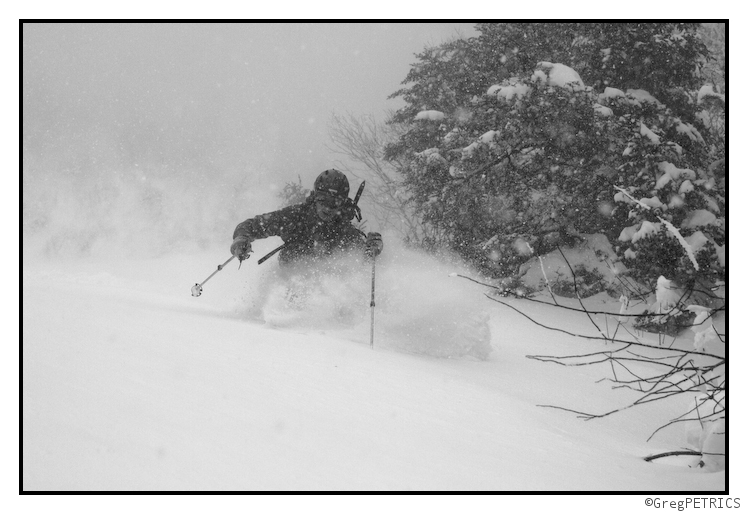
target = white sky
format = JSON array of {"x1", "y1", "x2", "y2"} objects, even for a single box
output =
[{"x1": 23, "y1": 23, "x2": 477, "y2": 184}]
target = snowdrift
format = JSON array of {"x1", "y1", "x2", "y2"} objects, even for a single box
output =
[{"x1": 22, "y1": 242, "x2": 725, "y2": 491}]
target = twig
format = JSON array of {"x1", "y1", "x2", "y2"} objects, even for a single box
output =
[
  {"x1": 455, "y1": 273, "x2": 671, "y2": 319},
  {"x1": 534, "y1": 243, "x2": 558, "y2": 304},
  {"x1": 485, "y1": 293, "x2": 723, "y2": 360},
  {"x1": 643, "y1": 451, "x2": 702, "y2": 462},
  {"x1": 557, "y1": 246, "x2": 606, "y2": 338},
  {"x1": 455, "y1": 247, "x2": 725, "y2": 461}
]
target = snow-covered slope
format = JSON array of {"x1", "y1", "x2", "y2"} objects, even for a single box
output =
[{"x1": 22, "y1": 245, "x2": 725, "y2": 492}]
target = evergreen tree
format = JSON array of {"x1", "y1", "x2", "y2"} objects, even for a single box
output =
[{"x1": 384, "y1": 23, "x2": 721, "y2": 291}]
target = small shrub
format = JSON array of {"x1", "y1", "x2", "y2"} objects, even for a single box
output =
[
  {"x1": 278, "y1": 176, "x2": 310, "y2": 207},
  {"x1": 548, "y1": 265, "x2": 612, "y2": 299},
  {"x1": 634, "y1": 308, "x2": 697, "y2": 337}
]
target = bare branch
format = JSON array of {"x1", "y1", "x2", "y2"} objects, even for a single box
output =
[
  {"x1": 486, "y1": 293, "x2": 723, "y2": 360},
  {"x1": 643, "y1": 451, "x2": 702, "y2": 462},
  {"x1": 460, "y1": 261, "x2": 725, "y2": 459}
]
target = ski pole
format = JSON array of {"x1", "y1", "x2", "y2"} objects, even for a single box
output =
[
  {"x1": 369, "y1": 255, "x2": 376, "y2": 349},
  {"x1": 191, "y1": 255, "x2": 235, "y2": 297},
  {"x1": 257, "y1": 244, "x2": 285, "y2": 265}
]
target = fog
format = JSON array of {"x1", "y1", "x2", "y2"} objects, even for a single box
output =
[{"x1": 22, "y1": 23, "x2": 476, "y2": 259}]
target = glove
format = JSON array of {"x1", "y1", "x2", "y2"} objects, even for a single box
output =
[
  {"x1": 365, "y1": 232, "x2": 383, "y2": 257},
  {"x1": 230, "y1": 236, "x2": 252, "y2": 261}
]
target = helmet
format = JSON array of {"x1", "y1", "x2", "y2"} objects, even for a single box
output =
[{"x1": 314, "y1": 169, "x2": 350, "y2": 198}]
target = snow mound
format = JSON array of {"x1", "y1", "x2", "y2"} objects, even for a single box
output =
[
  {"x1": 489, "y1": 81, "x2": 531, "y2": 101},
  {"x1": 415, "y1": 110, "x2": 445, "y2": 121},
  {"x1": 380, "y1": 306, "x2": 492, "y2": 360},
  {"x1": 697, "y1": 84, "x2": 725, "y2": 104},
  {"x1": 519, "y1": 234, "x2": 626, "y2": 296},
  {"x1": 534, "y1": 61, "x2": 585, "y2": 89},
  {"x1": 373, "y1": 244, "x2": 493, "y2": 360}
]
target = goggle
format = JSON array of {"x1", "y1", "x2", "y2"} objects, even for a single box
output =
[{"x1": 315, "y1": 191, "x2": 345, "y2": 209}]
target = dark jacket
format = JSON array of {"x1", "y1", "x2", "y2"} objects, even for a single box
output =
[{"x1": 233, "y1": 196, "x2": 367, "y2": 265}]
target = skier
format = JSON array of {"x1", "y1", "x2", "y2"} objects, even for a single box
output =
[{"x1": 230, "y1": 169, "x2": 383, "y2": 266}]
